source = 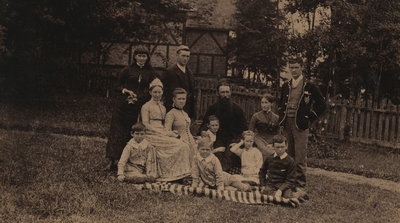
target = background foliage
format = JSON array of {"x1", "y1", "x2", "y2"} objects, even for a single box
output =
[
  {"x1": 285, "y1": 0, "x2": 400, "y2": 102},
  {"x1": 0, "y1": 0, "x2": 188, "y2": 97}
]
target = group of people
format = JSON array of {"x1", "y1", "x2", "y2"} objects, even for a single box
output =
[{"x1": 105, "y1": 45, "x2": 327, "y2": 202}]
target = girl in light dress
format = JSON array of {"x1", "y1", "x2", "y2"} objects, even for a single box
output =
[{"x1": 165, "y1": 88, "x2": 197, "y2": 166}]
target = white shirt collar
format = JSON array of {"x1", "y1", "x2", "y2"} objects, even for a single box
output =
[
  {"x1": 273, "y1": 152, "x2": 288, "y2": 160},
  {"x1": 177, "y1": 63, "x2": 186, "y2": 73},
  {"x1": 291, "y1": 75, "x2": 304, "y2": 88}
]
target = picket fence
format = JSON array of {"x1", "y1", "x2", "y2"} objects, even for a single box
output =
[{"x1": 322, "y1": 97, "x2": 400, "y2": 149}]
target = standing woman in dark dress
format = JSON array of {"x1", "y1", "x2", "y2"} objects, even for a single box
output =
[{"x1": 106, "y1": 47, "x2": 158, "y2": 170}]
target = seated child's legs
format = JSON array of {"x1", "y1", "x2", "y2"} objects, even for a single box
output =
[
  {"x1": 262, "y1": 184, "x2": 278, "y2": 196},
  {"x1": 262, "y1": 184, "x2": 293, "y2": 198},
  {"x1": 241, "y1": 175, "x2": 260, "y2": 185},
  {"x1": 124, "y1": 165, "x2": 155, "y2": 183},
  {"x1": 223, "y1": 173, "x2": 251, "y2": 191}
]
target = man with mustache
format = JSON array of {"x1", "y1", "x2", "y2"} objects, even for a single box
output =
[{"x1": 199, "y1": 80, "x2": 247, "y2": 173}]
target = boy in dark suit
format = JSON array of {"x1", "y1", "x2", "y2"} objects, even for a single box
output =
[{"x1": 259, "y1": 134, "x2": 297, "y2": 202}]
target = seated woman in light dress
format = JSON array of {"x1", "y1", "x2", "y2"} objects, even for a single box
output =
[
  {"x1": 141, "y1": 79, "x2": 191, "y2": 181},
  {"x1": 165, "y1": 88, "x2": 197, "y2": 166}
]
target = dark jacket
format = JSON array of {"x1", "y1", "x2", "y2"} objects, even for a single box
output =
[
  {"x1": 259, "y1": 154, "x2": 296, "y2": 191},
  {"x1": 115, "y1": 64, "x2": 158, "y2": 105},
  {"x1": 162, "y1": 64, "x2": 195, "y2": 118},
  {"x1": 278, "y1": 78, "x2": 326, "y2": 130}
]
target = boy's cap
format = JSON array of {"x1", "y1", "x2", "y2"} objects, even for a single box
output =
[{"x1": 176, "y1": 45, "x2": 190, "y2": 53}]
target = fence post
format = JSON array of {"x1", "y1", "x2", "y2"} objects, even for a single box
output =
[{"x1": 338, "y1": 101, "x2": 347, "y2": 140}]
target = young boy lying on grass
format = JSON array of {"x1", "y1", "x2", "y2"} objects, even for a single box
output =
[
  {"x1": 191, "y1": 137, "x2": 252, "y2": 191},
  {"x1": 117, "y1": 123, "x2": 157, "y2": 183}
]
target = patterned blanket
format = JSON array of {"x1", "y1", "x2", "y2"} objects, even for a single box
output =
[{"x1": 132, "y1": 182, "x2": 303, "y2": 207}]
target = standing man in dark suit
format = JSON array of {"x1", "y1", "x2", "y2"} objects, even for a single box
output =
[
  {"x1": 278, "y1": 56, "x2": 326, "y2": 197},
  {"x1": 162, "y1": 45, "x2": 195, "y2": 118}
]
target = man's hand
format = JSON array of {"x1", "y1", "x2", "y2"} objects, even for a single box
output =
[{"x1": 122, "y1": 88, "x2": 137, "y2": 97}]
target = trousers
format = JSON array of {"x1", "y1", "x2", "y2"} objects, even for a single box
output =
[{"x1": 285, "y1": 117, "x2": 308, "y2": 188}]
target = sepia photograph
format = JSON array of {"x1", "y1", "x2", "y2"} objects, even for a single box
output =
[{"x1": 1, "y1": 0, "x2": 399, "y2": 222}]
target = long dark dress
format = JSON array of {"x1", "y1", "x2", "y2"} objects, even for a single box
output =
[{"x1": 106, "y1": 63, "x2": 157, "y2": 161}]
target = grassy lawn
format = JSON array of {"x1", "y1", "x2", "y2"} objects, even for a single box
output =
[
  {"x1": 308, "y1": 138, "x2": 400, "y2": 182},
  {"x1": 1, "y1": 130, "x2": 400, "y2": 222},
  {"x1": 0, "y1": 93, "x2": 113, "y2": 137},
  {"x1": 2, "y1": 93, "x2": 400, "y2": 183}
]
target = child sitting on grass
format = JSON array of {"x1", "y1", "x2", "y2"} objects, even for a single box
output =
[
  {"x1": 258, "y1": 134, "x2": 297, "y2": 202},
  {"x1": 200, "y1": 115, "x2": 226, "y2": 154},
  {"x1": 117, "y1": 123, "x2": 158, "y2": 183},
  {"x1": 191, "y1": 137, "x2": 252, "y2": 191},
  {"x1": 230, "y1": 130, "x2": 263, "y2": 185}
]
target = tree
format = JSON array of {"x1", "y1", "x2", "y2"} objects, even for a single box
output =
[
  {"x1": 229, "y1": 0, "x2": 288, "y2": 88},
  {"x1": 1, "y1": 0, "x2": 189, "y2": 97},
  {"x1": 286, "y1": 0, "x2": 400, "y2": 101}
]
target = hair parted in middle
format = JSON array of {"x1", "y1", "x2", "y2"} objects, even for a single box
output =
[{"x1": 172, "y1": 87, "x2": 187, "y2": 97}]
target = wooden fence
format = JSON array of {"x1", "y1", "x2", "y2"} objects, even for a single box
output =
[
  {"x1": 322, "y1": 97, "x2": 400, "y2": 149},
  {"x1": 193, "y1": 77, "x2": 274, "y2": 122}
]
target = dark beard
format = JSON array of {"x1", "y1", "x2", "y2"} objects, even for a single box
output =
[
  {"x1": 217, "y1": 97, "x2": 232, "y2": 114},
  {"x1": 219, "y1": 97, "x2": 231, "y2": 105}
]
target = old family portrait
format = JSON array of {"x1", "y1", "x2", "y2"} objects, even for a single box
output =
[
  {"x1": 106, "y1": 45, "x2": 324, "y2": 206},
  {"x1": 1, "y1": 0, "x2": 400, "y2": 222}
]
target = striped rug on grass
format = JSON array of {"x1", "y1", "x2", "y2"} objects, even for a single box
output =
[{"x1": 132, "y1": 182, "x2": 301, "y2": 207}]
